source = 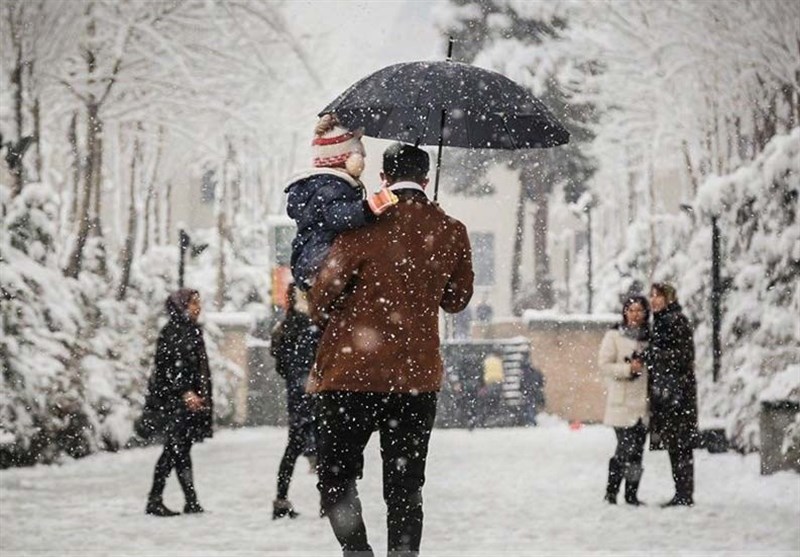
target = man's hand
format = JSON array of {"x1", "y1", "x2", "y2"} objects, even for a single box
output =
[
  {"x1": 183, "y1": 391, "x2": 205, "y2": 412},
  {"x1": 367, "y1": 188, "x2": 399, "y2": 215}
]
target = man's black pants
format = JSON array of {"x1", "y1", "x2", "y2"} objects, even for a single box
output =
[
  {"x1": 668, "y1": 444, "x2": 694, "y2": 501},
  {"x1": 315, "y1": 391, "x2": 438, "y2": 556}
]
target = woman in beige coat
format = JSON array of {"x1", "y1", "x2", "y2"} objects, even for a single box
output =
[{"x1": 599, "y1": 295, "x2": 650, "y2": 505}]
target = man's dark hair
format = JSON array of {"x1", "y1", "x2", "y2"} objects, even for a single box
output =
[{"x1": 382, "y1": 142, "x2": 430, "y2": 182}]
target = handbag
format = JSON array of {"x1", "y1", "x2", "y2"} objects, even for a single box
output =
[{"x1": 134, "y1": 403, "x2": 169, "y2": 439}]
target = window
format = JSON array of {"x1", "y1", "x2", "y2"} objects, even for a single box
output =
[
  {"x1": 200, "y1": 169, "x2": 216, "y2": 203},
  {"x1": 470, "y1": 232, "x2": 495, "y2": 286}
]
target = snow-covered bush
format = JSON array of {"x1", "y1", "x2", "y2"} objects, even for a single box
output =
[{"x1": 695, "y1": 131, "x2": 800, "y2": 450}]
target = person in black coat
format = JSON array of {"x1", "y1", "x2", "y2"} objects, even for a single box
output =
[
  {"x1": 518, "y1": 357, "x2": 546, "y2": 427},
  {"x1": 144, "y1": 289, "x2": 213, "y2": 517},
  {"x1": 643, "y1": 282, "x2": 698, "y2": 507},
  {"x1": 270, "y1": 283, "x2": 321, "y2": 519}
]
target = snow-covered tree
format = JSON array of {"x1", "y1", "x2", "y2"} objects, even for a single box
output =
[
  {"x1": 0, "y1": 0, "x2": 318, "y2": 466},
  {"x1": 435, "y1": 0, "x2": 597, "y2": 313}
]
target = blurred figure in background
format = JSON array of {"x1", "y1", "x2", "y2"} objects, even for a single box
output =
[
  {"x1": 518, "y1": 356, "x2": 545, "y2": 426},
  {"x1": 480, "y1": 351, "x2": 505, "y2": 427},
  {"x1": 270, "y1": 282, "x2": 321, "y2": 519},
  {"x1": 598, "y1": 295, "x2": 650, "y2": 506},
  {"x1": 143, "y1": 289, "x2": 213, "y2": 517}
]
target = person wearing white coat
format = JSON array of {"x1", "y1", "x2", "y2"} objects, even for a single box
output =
[{"x1": 599, "y1": 295, "x2": 650, "y2": 506}]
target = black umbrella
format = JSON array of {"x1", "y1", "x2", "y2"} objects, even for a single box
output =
[{"x1": 320, "y1": 51, "x2": 570, "y2": 200}]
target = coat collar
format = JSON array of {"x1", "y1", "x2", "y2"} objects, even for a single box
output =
[{"x1": 387, "y1": 181, "x2": 428, "y2": 200}]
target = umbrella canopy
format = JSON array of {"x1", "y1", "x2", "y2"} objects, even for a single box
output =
[{"x1": 321, "y1": 60, "x2": 570, "y2": 150}]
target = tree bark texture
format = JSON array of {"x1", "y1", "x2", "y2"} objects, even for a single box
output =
[{"x1": 117, "y1": 134, "x2": 140, "y2": 301}]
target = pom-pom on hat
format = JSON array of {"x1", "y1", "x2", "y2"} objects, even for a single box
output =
[{"x1": 312, "y1": 114, "x2": 365, "y2": 177}]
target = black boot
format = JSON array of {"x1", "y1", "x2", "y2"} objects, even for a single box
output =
[
  {"x1": 624, "y1": 464, "x2": 644, "y2": 506},
  {"x1": 184, "y1": 501, "x2": 204, "y2": 514},
  {"x1": 146, "y1": 498, "x2": 180, "y2": 517},
  {"x1": 273, "y1": 498, "x2": 299, "y2": 519},
  {"x1": 661, "y1": 495, "x2": 694, "y2": 507},
  {"x1": 604, "y1": 458, "x2": 622, "y2": 504},
  {"x1": 177, "y1": 467, "x2": 203, "y2": 514},
  {"x1": 665, "y1": 447, "x2": 694, "y2": 507}
]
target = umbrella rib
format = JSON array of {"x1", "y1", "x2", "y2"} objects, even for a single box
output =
[
  {"x1": 418, "y1": 105, "x2": 433, "y2": 145},
  {"x1": 501, "y1": 116, "x2": 520, "y2": 150}
]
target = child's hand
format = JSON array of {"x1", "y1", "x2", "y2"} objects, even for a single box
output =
[{"x1": 367, "y1": 188, "x2": 399, "y2": 215}]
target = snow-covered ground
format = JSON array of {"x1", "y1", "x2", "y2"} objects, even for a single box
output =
[{"x1": 1, "y1": 420, "x2": 798, "y2": 556}]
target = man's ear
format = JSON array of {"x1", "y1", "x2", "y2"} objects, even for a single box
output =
[
  {"x1": 380, "y1": 170, "x2": 386, "y2": 185},
  {"x1": 421, "y1": 177, "x2": 430, "y2": 190}
]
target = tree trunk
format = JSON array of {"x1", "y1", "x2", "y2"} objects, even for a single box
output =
[
  {"x1": 90, "y1": 117, "x2": 104, "y2": 237},
  {"x1": 521, "y1": 163, "x2": 553, "y2": 309},
  {"x1": 530, "y1": 190, "x2": 553, "y2": 310},
  {"x1": 64, "y1": 102, "x2": 98, "y2": 278},
  {"x1": 68, "y1": 112, "x2": 80, "y2": 223},
  {"x1": 9, "y1": 37, "x2": 25, "y2": 196},
  {"x1": 141, "y1": 126, "x2": 164, "y2": 255},
  {"x1": 32, "y1": 95, "x2": 42, "y2": 181},
  {"x1": 165, "y1": 180, "x2": 173, "y2": 244},
  {"x1": 625, "y1": 146, "x2": 636, "y2": 225},
  {"x1": 682, "y1": 139, "x2": 699, "y2": 197},
  {"x1": 153, "y1": 187, "x2": 162, "y2": 246},
  {"x1": 117, "y1": 134, "x2": 140, "y2": 301},
  {"x1": 29, "y1": 57, "x2": 42, "y2": 182},
  {"x1": 216, "y1": 210, "x2": 227, "y2": 310},
  {"x1": 510, "y1": 177, "x2": 526, "y2": 315}
]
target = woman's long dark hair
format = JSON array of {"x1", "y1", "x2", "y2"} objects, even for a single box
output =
[{"x1": 620, "y1": 294, "x2": 651, "y2": 330}]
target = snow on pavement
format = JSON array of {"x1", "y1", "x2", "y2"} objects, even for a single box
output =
[{"x1": 1, "y1": 420, "x2": 799, "y2": 556}]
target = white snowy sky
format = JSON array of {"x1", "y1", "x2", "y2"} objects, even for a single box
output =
[{"x1": 284, "y1": 0, "x2": 445, "y2": 181}]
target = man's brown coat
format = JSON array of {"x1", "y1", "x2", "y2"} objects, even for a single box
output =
[{"x1": 307, "y1": 189, "x2": 474, "y2": 394}]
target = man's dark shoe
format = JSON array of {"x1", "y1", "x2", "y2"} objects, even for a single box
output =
[
  {"x1": 146, "y1": 501, "x2": 180, "y2": 517},
  {"x1": 625, "y1": 496, "x2": 646, "y2": 506},
  {"x1": 184, "y1": 501, "x2": 204, "y2": 514},
  {"x1": 661, "y1": 496, "x2": 694, "y2": 508},
  {"x1": 604, "y1": 492, "x2": 617, "y2": 505}
]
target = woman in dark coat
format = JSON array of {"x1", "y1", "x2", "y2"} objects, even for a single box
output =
[
  {"x1": 144, "y1": 289, "x2": 213, "y2": 517},
  {"x1": 645, "y1": 283, "x2": 698, "y2": 507},
  {"x1": 270, "y1": 283, "x2": 321, "y2": 519}
]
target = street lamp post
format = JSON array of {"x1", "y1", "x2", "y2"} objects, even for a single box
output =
[
  {"x1": 178, "y1": 229, "x2": 190, "y2": 288},
  {"x1": 586, "y1": 204, "x2": 593, "y2": 314},
  {"x1": 711, "y1": 215, "x2": 721, "y2": 383}
]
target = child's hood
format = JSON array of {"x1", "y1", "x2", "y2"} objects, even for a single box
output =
[{"x1": 284, "y1": 168, "x2": 361, "y2": 193}]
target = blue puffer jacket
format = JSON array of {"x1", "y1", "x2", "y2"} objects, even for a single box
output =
[{"x1": 285, "y1": 169, "x2": 372, "y2": 288}]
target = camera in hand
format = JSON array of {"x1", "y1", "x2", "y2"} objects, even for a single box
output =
[
  {"x1": 624, "y1": 350, "x2": 643, "y2": 363},
  {"x1": 624, "y1": 351, "x2": 644, "y2": 380}
]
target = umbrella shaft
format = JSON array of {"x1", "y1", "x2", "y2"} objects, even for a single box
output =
[{"x1": 434, "y1": 108, "x2": 446, "y2": 202}]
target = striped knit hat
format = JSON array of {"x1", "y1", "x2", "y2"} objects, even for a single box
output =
[{"x1": 312, "y1": 114, "x2": 365, "y2": 175}]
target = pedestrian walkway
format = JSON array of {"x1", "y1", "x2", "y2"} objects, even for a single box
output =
[{"x1": 1, "y1": 420, "x2": 798, "y2": 556}]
